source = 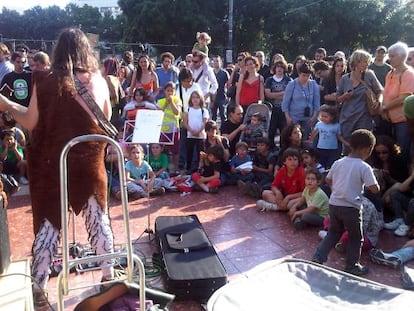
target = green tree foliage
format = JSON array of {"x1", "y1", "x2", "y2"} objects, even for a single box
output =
[{"x1": 0, "y1": 0, "x2": 413, "y2": 60}]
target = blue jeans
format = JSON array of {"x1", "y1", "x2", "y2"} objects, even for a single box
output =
[
  {"x1": 211, "y1": 99, "x2": 226, "y2": 123},
  {"x1": 393, "y1": 246, "x2": 414, "y2": 263}
]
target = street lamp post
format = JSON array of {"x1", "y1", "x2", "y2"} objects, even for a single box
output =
[{"x1": 226, "y1": 0, "x2": 233, "y2": 65}]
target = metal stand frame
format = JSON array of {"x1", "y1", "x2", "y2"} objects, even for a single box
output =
[{"x1": 56, "y1": 134, "x2": 146, "y2": 311}]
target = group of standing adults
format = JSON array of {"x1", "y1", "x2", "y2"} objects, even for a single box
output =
[{"x1": 1, "y1": 25, "x2": 414, "y2": 306}]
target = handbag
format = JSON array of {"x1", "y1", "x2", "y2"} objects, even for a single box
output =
[
  {"x1": 359, "y1": 76, "x2": 379, "y2": 116},
  {"x1": 74, "y1": 75, "x2": 119, "y2": 140}
]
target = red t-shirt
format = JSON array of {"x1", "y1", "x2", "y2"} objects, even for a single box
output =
[{"x1": 271, "y1": 166, "x2": 305, "y2": 196}]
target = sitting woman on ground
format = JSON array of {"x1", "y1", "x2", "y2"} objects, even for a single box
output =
[{"x1": 367, "y1": 135, "x2": 407, "y2": 209}]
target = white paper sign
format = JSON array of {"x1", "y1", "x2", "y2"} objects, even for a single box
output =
[{"x1": 132, "y1": 110, "x2": 164, "y2": 143}]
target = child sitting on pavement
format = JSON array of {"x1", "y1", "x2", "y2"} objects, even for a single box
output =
[
  {"x1": 237, "y1": 137, "x2": 277, "y2": 199},
  {"x1": 288, "y1": 168, "x2": 329, "y2": 230},
  {"x1": 0, "y1": 129, "x2": 28, "y2": 184},
  {"x1": 312, "y1": 129, "x2": 379, "y2": 276},
  {"x1": 192, "y1": 145, "x2": 224, "y2": 193},
  {"x1": 147, "y1": 143, "x2": 169, "y2": 179},
  {"x1": 256, "y1": 147, "x2": 305, "y2": 211},
  {"x1": 227, "y1": 141, "x2": 254, "y2": 185},
  {"x1": 123, "y1": 144, "x2": 165, "y2": 199}
]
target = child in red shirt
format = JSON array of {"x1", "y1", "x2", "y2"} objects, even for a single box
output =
[{"x1": 257, "y1": 147, "x2": 305, "y2": 211}]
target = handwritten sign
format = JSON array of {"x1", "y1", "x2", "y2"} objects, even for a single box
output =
[{"x1": 132, "y1": 110, "x2": 164, "y2": 143}]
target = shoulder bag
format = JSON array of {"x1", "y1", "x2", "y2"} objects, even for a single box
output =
[
  {"x1": 360, "y1": 73, "x2": 379, "y2": 116},
  {"x1": 74, "y1": 75, "x2": 119, "y2": 140}
]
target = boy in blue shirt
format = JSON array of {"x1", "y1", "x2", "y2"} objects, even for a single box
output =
[{"x1": 312, "y1": 129, "x2": 379, "y2": 276}]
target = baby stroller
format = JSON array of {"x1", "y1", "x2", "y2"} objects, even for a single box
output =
[{"x1": 239, "y1": 102, "x2": 271, "y2": 153}]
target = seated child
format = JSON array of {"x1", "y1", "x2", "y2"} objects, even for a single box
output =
[
  {"x1": 192, "y1": 145, "x2": 224, "y2": 193},
  {"x1": 0, "y1": 129, "x2": 27, "y2": 184},
  {"x1": 301, "y1": 148, "x2": 326, "y2": 174},
  {"x1": 147, "y1": 143, "x2": 169, "y2": 179},
  {"x1": 256, "y1": 147, "x2": 305, "y2": 211},
  {"x1": 242, "y1": 112, "x2": 267, "y2": 148},
  {"x1": 288, "y1": 169, "x2": 329, "y2": 230},
  {"x1": 192, "y1": 31, "x2": 211, "y2": 59},
  {"x1": 123, "y1": 144, "x2": 165, "y2": 199},
  {"x1": 238, "y1": 137, "x2": 277, "y2": 199},
  {"x1": 122, "y1": 87, "x2": 157, "y2": 119},
  {"x1": 227, "y1": 141, "x2": 254, "y2": 185}
]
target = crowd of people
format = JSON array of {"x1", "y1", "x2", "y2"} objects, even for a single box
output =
[{"x1": 2, "y1": 28, "x2": 414, "y2": 305}]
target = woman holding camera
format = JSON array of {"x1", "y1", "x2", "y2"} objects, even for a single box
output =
[{"x1": 282, "y1": 61, "x2": 320, "y2": 140}]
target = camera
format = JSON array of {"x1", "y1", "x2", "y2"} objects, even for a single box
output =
[{"x1": 304, "y1": 106, "x2": 311, "y2": 117}]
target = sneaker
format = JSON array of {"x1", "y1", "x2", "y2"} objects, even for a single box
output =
[
  {"x1": 293, "y1": 218, "x2": 305, "y2": 230},
  {"x1": 311, "y1": 257, "x2": 323, "y2": 265},
  {"x1": 150, "y1": 187, "x2": 165, "y2": 196},
  {"x1": 19, "y1": 176, "x2": 29, "y2": 185},
  {"x1": 335, "y1": 242, "x2": 346, "y2": 253},
  {"x1": 384, "y1": 218, "x2": 404, "y2": 230},
  {"x1": 247, "y1": 182, "x2": 262, "y2": 199},
  {"x1": 318, "y1": 230, "x2": 328, "y2": 240},
  {"x1": 237, "y1": 180, "x2": 249, "y2": 195},
  {"x1": 394, "y1": 224, "x2": 410, "y2": 237},
  {"x1": 369, "y1": 248, "x2": 402, "y2": 269},
  {"x1": 209, "y1": 186, "x2": 219, "y2": 194},
  {"x1": 256, "y1": 199, "x2": 278, "y2": 212},
  {"x1": 344, "y1": 263, "x2": 369, "y2": 276}
]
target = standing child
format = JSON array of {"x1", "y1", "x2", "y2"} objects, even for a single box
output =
[
  {"x1": 312, "y1": 129, "x2": 379, "y2": 276},
  {"x1": 256, "y1": 147, "x2": 305, "y2": 211},
  {"x1": 307, "y1": 104, "x2": 348, "y2": 169},
  {"x1": 124, "y1": 144, "x2": 165, "y2": 199},
  {"x1": 192, "y1": 145, "x2": 223, "y2": 193},
  {"x1": 157, "y1": 82, "x2": 182, "y2": 171},
  {"x1": 288, "y1": 169, "x2": 329, "y2": 230},
  {"x1": 242, "y1": 112, "x2": 268, "y2": 148},
  {"x1": 184, "y1": 90, "x2": 209, "y2": 172}
]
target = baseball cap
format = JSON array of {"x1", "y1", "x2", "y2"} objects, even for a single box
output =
[{"x1": 376, "y1": 46, "x2": 387, "y2": 53}]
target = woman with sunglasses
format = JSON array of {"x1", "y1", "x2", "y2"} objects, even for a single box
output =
[{"x1": 129, "y1": 54, "x2": 159, "y2": 102}]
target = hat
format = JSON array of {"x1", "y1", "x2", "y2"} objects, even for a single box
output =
[
  {"x1": 376, "y1": 46, "x2": 387, "y2": 53},
  {"x1": 404, "y1": 94, "x2": 414, "y2": 119}
]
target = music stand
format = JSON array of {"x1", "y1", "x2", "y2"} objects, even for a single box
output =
[{"x1": 131, "y1": 110, "x2": 164, "y2": 240}]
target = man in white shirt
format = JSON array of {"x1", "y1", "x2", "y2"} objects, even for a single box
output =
[{"x1": 189, "y1": 52, "x2": 218, "y2": 106}]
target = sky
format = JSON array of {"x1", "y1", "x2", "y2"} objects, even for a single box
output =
[{"x1": 1, "y1": 0, "x2": 70, "y2": 12}]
